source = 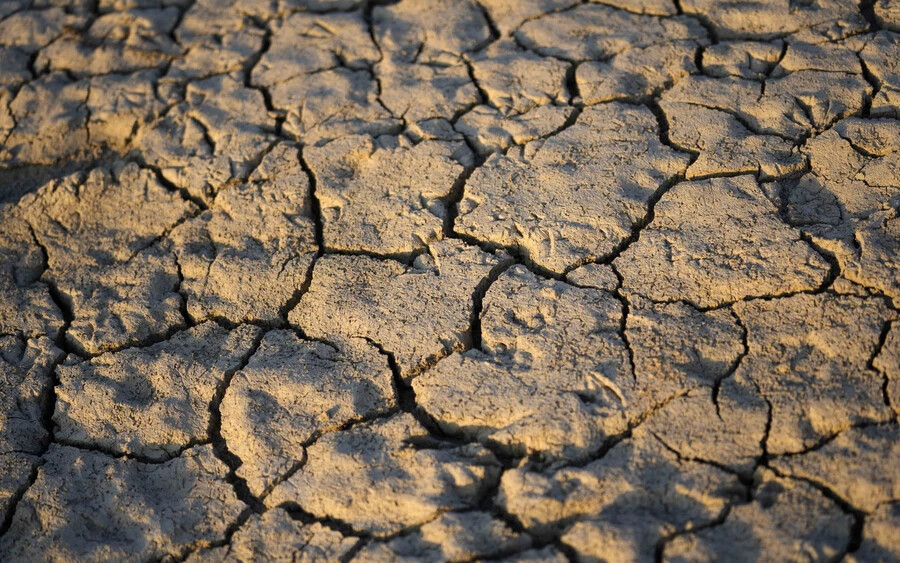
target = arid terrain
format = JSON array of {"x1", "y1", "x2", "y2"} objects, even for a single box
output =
[{"x1": 1, "y1": 0, "x2": 899, "y2": 560}]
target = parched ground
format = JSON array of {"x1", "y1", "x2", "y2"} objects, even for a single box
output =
[{"x1": 1, "y1": 0, "x2": 899, "y2": 560}]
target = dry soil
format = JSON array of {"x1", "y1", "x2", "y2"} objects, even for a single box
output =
[{"x1": 0, "y1": 0, "x2": 899, "y2": 561}]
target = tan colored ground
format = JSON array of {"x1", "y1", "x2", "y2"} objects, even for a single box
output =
[{"x1": 1, "y1": 0, "x2": 899, "y2": 561}]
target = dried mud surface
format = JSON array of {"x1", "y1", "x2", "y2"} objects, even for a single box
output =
[{"x1": 1, "y1": 0, "x2": 899, "y2": 561}]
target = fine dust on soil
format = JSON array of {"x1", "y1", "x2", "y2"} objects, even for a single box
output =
[{"x1": 0, "y1": 0, "x2": 899, "y2": 561}]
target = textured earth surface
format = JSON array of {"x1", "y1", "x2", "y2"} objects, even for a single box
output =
[{"x1": 1, "y1": 0, "x2": 899, "y2": 561}]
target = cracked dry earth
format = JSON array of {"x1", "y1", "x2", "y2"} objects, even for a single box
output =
[{"x1": 2, "y1": 0, "x2": 900, "y2": 562}]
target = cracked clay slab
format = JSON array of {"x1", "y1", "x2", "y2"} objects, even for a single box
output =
[
  {"x1": 626, "y1": 296, "x2": 747, "y2": 413},
  {"x1": 732, "y1": 293, "x2": 897, "y2": 455},
  {"x1": 771, "y1": 424, "x2": 900, "y2": 513},
  {"x1": 138, "y1": 74, "x2": 276, "y2": 204},
  {"x1": 0, "y1": 212, "x2": 63, "y2": 339},
  {"x1": 0, "y1": 72, "x2": 89, "y2": 166},
  {"x1": 265, "y1": 413, "x2": 501, "y2": 536},
  {"x1": 456, "y1": 103, "x2": 689, "y2": 274},
  {"x1": 661, "y1": 101, "x2": 805, "y2": 180},
  {"x1": 221, "y1": 330, "x2": 395, "y2": 497},
  {"x1": 663, "y1": 469, "x2": 853, "y2": 561},
  {"x1": 414, "y1": 265, "x2": 631, "y2": 462},
  {"x1": 186, "y1": 507, "x2": 359, "y2": 562},
  {"x1": 273, "y1": 67, "x2": 402, "y2": 144},
  {"x1": 469, "y1": 40, "x2": 570, "y2": 115},
  {"x1": 576, "y1": 40, "x2": 703, "y2": 104},
  {"x1": 662, "y1": 72, "x2": 870, "y2": 142},
  {"x1": 0, "y1": 336, "x2": 62, "y2": 523},
  {"x1": 515, "y1": 3, "x2": 707, "y2": 62},
  {"x1": 16, "y1": 162, "x2": 196, "y2": 277},
  {"x1": 171, "y1": 143, "x2": 318, "y2": 325},
  {"x1": 34, "y1": 8, "x2": 181, "y2": 77},
  {"x1": 54, "y1": 322, "x2": 262, "y2": 461},
  {"x1": 250, "y1": 9, "x2": 379, "y2": 89},
  {"x1": 499, "y1": 425, "x2": 741, "y2": 560},
  {"x1": 0, "y1": 444, "x2": 244, "y2": 562},
  {"x1": 680, "y1": 0, "x2": 866, "y2": 41},
  {"x1": 616, "y1": 175, "x2": 831, "y2": 308},
  {"x1": 373, "y1": 0, "x2": 491, "y2": 64},
  {"x1": 305, "y1": 135, "x2": 472, "y2": 257},
  {"x1": 289, "y1": 239, "x2": 512, "y2": 379},
  {"x1": 454, "y1": 104, "x2": 574, "y2": 156},
  {"x1": 355, "y1": 511, "x2": 531, "y2": 562}
]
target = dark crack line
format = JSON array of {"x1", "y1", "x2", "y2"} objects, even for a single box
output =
[
  {"x1": 62, "y1": 304, "x2": 192, "y2": 359},
  {"x1": 857, "y1": 54, "x2": 880, "y2": 118},
  {"x1": 319, "y1": 245, "x2": 428, "y2": 266},
  {"x1": 339, "y1": 537, "x2": 367, "y2": 563},
  {"x1": 141, "y1": 161, "x2": 209, "y2": 211},
  {"x1": 362, "y1": 0, "x2": 391, "y2": 116},
  {"x1": 441, "y1": 139, "x2": 481, "y2": 240},
  {"x1": 579, "y1": 172, "x2": 689, "y2": 271},
  {"x1": 545, "y1": 388, "x2": 696, "y2": 475},
  {"x1": 274, "y1": 147, "x2": 327, "y2": 323},
  {"x1": 654, "y1": 504, "x2": 734, "y2": 563},
  {"x1": 0, "y1": 462, "x2": 42, "y2": 541},
  {"x1": 666, "y1": 99, "x2": 800, "y2": 145},
  {"x1": 473, "y1": 0, "x2": 501, "y2": 43},
  {"x1": 550, "y1": 100, "x2": 699, "y2": 272},
  {"x1": 172, "y1": 251, "x2": 197, "y2": 329},
  {"x1": 362, "y1": 337, "x2": 418, "y2": 415},
  {"x1": 867, "y1": 319, "x2": 896, "y2": 415},
  {"x1": 208, "y1": 327, "x2": 270, "y2": 513},
  {"x1": 243, "y1": 21, "x2": 277, "y2": 116},
  {"x1": 281, "y1": 502, "x2": 367, "y2": 542},
  {"x1": 713, "y1": 309, "x2": 749, "y2": 419},
  {"x1": 749, "y1": 384, "x2": 774, "y2": 496},
  {"x1": 121, "y1": 207, "x2": 202, "y2": 266},
  {"x1": 772, "y1": 419, "x2": 899, "y2": 460},
  {"x1": 462, "y1": 57, "x2": 493, "y2": 111},
  {"x1": 565, "y1": 61, "x2": 581, "y2": 103},
  {"x1": 457, "y1": 5, "x2": 500, "y2": 57},
  {"x1": 47, "y1": 438, "x2": 205, "y2": 464},
  {"x1": 469, "y1": 259, "x2": 516, "y2": 352},
  {"x1": 650, "y1": 431, "x2": 754, "y2": 484},
  {"x1": 610, "y1": 264, "x2": 636, "y2": 383},
  {"x1": 634, "y1": 278, "x2": 851, "y2": 315},
  {"x1": 858, "y1": 0, "x2": 882, "y2": 32},
  {"x1": 766, "y1": 466, "x2": 866, "y2": 555},
  {"x1": 451, "y1": 230, "x2": 567, "y2": 280},
  {"x1": 0, "y1": 228, "x2": 76, "y2": 542},
  {"x1": 168, "y1": 504, "x2": 259, "y2": 563},
  {"x1": 298, "y1": 146, "x2": 325, "y2": 254},
  {"x1": 508, "y1": 1, "x2": 586, "y2": 39},
  {"x1": 353, "y1": 336, "x2": 470, "y2": 449},
  {"x1": 798, "y1": 231, "x2": 842, "y2": 292},
  {"x1": 277, "y1": 254, "x2": 320, "y2": 325}
]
